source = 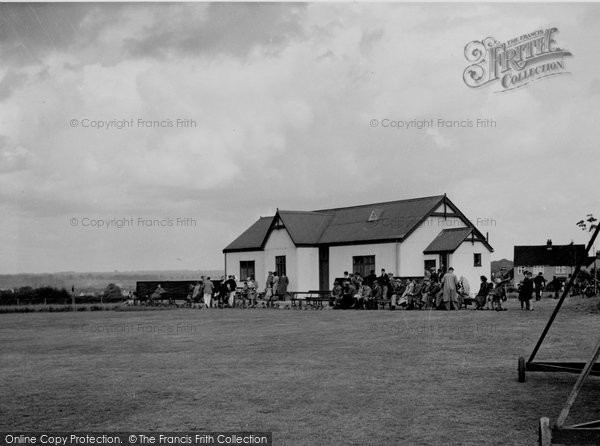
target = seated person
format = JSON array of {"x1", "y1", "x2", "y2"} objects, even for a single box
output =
[
  {"x1": 390, "y1": 279, "x2": 407, "y2": 309},
  {"x1": 335, "y1": 281, "x2": 356, "y2": 309},
  {"x1": 409, "y1": 279, "x2": 423, "y2": 310},
  {"x1": 371, "y1": 280, "x2": 383, "y2": 309},
  {"x1": 355, "y1": 282, "x2": 372, "y2": 309},
  {"x1": 331, "y1": 281, "x2": 343, "y2": 307}
]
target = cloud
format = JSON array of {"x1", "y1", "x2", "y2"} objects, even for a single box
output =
[{"x1": 0, "y1": 2, "x2": 599, "y2": 272}]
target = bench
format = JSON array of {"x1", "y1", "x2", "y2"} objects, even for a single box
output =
[{"x1": 290, "y1": 291, "x2": 331, "y2": 309}]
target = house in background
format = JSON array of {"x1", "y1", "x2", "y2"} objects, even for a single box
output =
[
  {"x1": 513, "y1": 240, "x2": 593, "y2": 286},
  {"x1": 223, "y1": 194, "x2": 493, "y2": 293}
]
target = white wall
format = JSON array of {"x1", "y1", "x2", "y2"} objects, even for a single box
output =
[
  {"x1": 224, "y1": 250, "x2": 265, "y2": 288},
  {"x1": 296, "y1": 247, "x2": 320, "y2": 291},
  {"x1": 329, "y1": 243, "x2": 398, "y2": 281},
  {"x1": 399, "y1": 216, "x2": 466, "y2": 277},
  {"x1": 450, "y1": 241, "x2": 491, "y2": 296}
]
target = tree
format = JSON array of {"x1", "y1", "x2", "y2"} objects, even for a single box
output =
[
  {"x1": 103, "y1": 283, "x2": 123, "y2": 302},
  {"x1": 576, "y1": 214, "x2": 599, "y2": 295}
]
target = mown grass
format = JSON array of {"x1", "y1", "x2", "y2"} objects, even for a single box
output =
[{"x1": 0, "y1": 296, "x2": 599, "y2": 445}]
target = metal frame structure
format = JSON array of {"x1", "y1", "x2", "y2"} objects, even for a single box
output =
[{"x1": 516, "y1": 224, "x2": 600, "y2": 445}]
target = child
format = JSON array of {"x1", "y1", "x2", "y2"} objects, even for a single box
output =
[{"x1": 491, "y1": 278, "x2": 507, "y2": 311}]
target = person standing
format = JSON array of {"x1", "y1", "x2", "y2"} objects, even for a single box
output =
[
  {"x1": 246, "y1": 276, "x2": 257, "y2": 308},
  {"x1": 365, "y1": 270, "x2": 377, "y2": 288},
  {"x1": 203, "y1": 277, "x2": 214, "y2": 308},
  {"x1": 277, "y1": 272, "x2": 289, "y2": 300},
  {"x1": 225, "y1": 275, "x2": 237, "y2": 308},
  {"x1": 519, "y1": 271, "x2": 533, "y2": 311},
  {"x1": 379, "y1": 269, "x2": 390, "y2": 300},
  {"x1": 475, "y1": 276, "x2": 489, "y2": 310},
  {"x1": 218, "y1": 275, "x2": 229, "y2": 308},
  {"x1": 192, "y1": 280, "x2": 202, "y2": 308},
  {"x1": 549, "y1": 276, "x2": 561, "y2": 299},
  {"x1": 269, "y1": 272, "x2": 280, "y2": 308},
  {"x1": 430, "y1": 267, "x2": 439, "y2": 284},
  {"x1": 265, "y1": 271, "x2": 274, "y2": 302},
  {"x1": 534, "y1": 272, "x2": 546, "y2": 301},
  {"x1": 441, "y1": 267, "x2": 460, "y2": 310}
]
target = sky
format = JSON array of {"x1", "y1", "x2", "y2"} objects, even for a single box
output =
[{"x1": 0, "y1": 2, "x2": 599, "y2": 274}]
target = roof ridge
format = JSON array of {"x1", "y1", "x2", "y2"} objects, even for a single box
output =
[
  {"x1": 515, "y1": 243, "x2": 585, "y2": 248},
  {"x1": 440, "y1": 227, "x2": 473, "y2": 232},
  {"x1": 277, "y1": 210, "x2": 334, "y2": 216},
  {"x1": 313, "y1": 194, "x2": 445, "y2": 212}
]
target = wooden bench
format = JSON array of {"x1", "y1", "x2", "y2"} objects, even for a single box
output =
[
  {"x1": 376, "y1": 298, "x2": 392, "y2": 309},
  {"x1": 290, "y1": 291, "x2": 331, "y2": 309}
]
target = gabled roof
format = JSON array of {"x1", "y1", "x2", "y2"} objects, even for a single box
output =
[
  {"x1": 423, "y1": 228, "x2": 477, "y2": 254},
  {"x1": 278, "y1": 211, "x2": 333, "y2": 245},
  {"x1": 223, "y1": 216, "x2": 273, "y2": 252},
  {"x1": 514, "y1": 244, "x2": 591, "y2": 267},
  {"x1": 223, "y1": 195, "x2": 494, "y2": 252},
  {"x1": 315, "y1": 195, "x2": 445, "y2": 244}
]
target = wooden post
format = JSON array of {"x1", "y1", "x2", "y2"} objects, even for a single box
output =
[
  {"x1": 555, "y1": 337, "x2": 600, "y2": 428},
  {"x1": 528, "y1": 223, "x2": 600, "y2": 363},
  {"x1": 539, "y1": 417, "x2": 552, "y2": 446}
]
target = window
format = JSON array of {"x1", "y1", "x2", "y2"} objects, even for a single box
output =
[
  {"x1": 516, "y1": 266, "x2": 528, "y2": 275},
  {"x1": 240, "y1": 261, "x2": 255, "y2": 280},
  {"x1": 473, "y1": 253, "x2": 482, "y2": 267},
  {"x1": 275, "y1": 256, "x2": 286, "y2": 276},
  {"x1": 367, "y1": 209, "x2": 383, "y2": 222},
  {"x1": 353, "y1": 255, "x2": 375, "y2": 277},
  {"x1": 424, "y1": 259, "x2": 436, "y2": 272},
  {"x1": 532, "y1": 266, "x2": 544, "y2": 275},
  {"x1": 555, "y1": 266, "x2": 567, "y2": 274}
]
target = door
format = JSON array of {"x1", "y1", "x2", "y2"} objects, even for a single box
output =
[
  {"x1": 439, "y1": 253, "x2": 449, "y2": 273},
  {"x1": 319, "y1": 246, "x2": 329, "y2": 291}
]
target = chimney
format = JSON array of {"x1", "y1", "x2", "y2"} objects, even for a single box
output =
[{"x1": 546, "y1": 239, "x2": 552, "y2": 250}]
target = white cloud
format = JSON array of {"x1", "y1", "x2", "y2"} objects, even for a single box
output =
[{"x1": 1, "y1": 2, "x2": 599, "y2": 272}]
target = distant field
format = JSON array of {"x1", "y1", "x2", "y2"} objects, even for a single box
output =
[{"x1": 1, "y1": 296, "x2": 599, "y2": 445}]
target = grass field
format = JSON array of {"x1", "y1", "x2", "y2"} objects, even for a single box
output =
[{"x1": 1, "y1": 296, "x2": 599, "y2": 445}]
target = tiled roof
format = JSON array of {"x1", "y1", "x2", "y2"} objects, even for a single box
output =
[
  {"x1": 223, "y1": 195, "x2": 494, "y2": 252},
  {"x1": 278, "y1": 211, "x2": 333, "y2": 245},
  {"x1": 316, "y1": 195, "x2": 445, "y2": 244},
  {"x1": 223, "y1": 216, "x2": 273, "y2": 252},
  {"x1": 514, "y1": 244, "x2": 590, "y2": 266},
  {"x1": 423, "y1": 228, "x2": 475, "y2": 254}
]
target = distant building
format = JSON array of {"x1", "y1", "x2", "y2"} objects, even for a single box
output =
[
  {"x1": 513, "y1": 239, "x2": 593, "y2": 286},
  {"x1": 223, "y1": 195, "x2": 493, "y2": 292}
]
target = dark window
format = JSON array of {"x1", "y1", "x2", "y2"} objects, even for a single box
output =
[
  {"x1": 240, "y1": 261, "x2": 255, "y2": 280},
  {"x1": 275, "y1": 256, "x2": 286, "y2": 276},
  {"x1": 424, "y1": 259, "x2": 436, "y2": 271},
  {"x1": 474, "y1": 253, "x2": 482, "y2": 267},
  {"x1": 353, "y1": 255, "x2": 375, "y2": 277}
]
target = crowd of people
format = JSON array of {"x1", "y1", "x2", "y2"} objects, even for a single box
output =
[
  {"x1": 159, "y1": 267, "x2": 588, "y2": 311},
  {"x1": 330, "y1": 268, "x2": 508, "y2": 311},
  {"x1": 183, "y1": 271, "x2": 290, "y2": 309}
]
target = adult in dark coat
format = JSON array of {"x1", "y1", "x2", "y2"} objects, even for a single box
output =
[
  {"x1": 533, "y1": 272, "x2": 546, "y2": 301},
  {"x1": 519, "y1": 272, "x2": 534, "y2": 310},
  {"x1": 277, "y1": 273, "x2": 289, "y2": 298},
  {"x1": 365, "y1": 270, "x2": 377, "y2": 288},
  {"x1": 378, "y1": 269, "x2": 391, "y2": 299},
  {"x1": 475, "y1": 276, "x2": 489, "y2": 310}
]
